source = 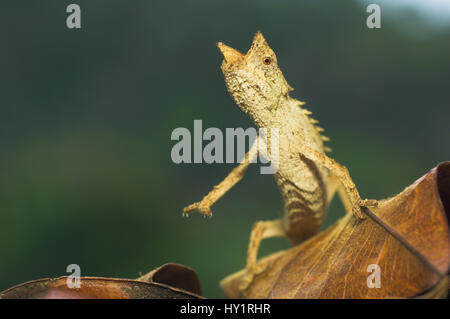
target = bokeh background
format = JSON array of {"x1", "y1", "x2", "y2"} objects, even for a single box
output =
[{"x1": 1, "y1": 0, "x2": 449, "y2": 298}]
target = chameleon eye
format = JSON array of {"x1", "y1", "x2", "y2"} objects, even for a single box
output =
[{"x1": 262, "y1": 57, "x2": 271, "y2": 65}]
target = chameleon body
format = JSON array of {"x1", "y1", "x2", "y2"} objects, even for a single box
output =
[
  {"x1": 183, "y1": 31, "x2": 377, "y2": 285},
  {"x1": 218, "y1": 34, "x2": 330, "y2": 243}
]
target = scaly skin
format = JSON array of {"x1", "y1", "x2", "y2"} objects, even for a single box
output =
[{"x1": 183, "y1": 31, "x2": 377, "y2": 288}]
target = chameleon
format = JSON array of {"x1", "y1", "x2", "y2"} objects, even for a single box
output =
[{"x1": 183, "y1": 31, "x2": 378, "y2": 288}]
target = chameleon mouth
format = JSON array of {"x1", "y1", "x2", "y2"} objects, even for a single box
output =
[{"x1": 217, "y1": 42, "x2": 244, "y2": 65}]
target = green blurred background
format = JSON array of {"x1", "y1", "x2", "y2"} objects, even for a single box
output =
[{"x1": 1, "y1": 0, "x2": 449, "y2": 298}]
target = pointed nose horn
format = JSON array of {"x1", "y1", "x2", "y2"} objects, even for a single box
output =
[{"x1": 217, "y1": 42, "x2": 244, "y2": 64}]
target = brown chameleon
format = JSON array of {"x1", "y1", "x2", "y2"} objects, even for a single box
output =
[{"x1": 183, "y1": 31, "x2": 378, "y2": 288}]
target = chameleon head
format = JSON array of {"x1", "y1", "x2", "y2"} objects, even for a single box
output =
[{"x1": 217, "y1": 31, "x2": 293, "y2": 120}]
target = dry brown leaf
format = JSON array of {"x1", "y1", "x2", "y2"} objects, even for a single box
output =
[
  {"x1": 0, "y1": 263, "x2": 203, "y2": 299},
  {"x1": 137, "y1": 262, "x2": 202, "y2": 296},
  {"x1": 221, "y1": 162, "x2": 450, "y2": 299}
]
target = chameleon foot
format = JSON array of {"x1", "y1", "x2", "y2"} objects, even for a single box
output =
[
  {"x1": 360, "y1": 199, "x2": 378, "y2": 207},
  {"x1": 352, "y1": 199, "x2": 378, "y2": 220},
  {"x1": 182, "y1": 201, "x2": 213, "y2": 217}
]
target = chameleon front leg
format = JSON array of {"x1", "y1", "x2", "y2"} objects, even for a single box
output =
[
  {"x1": 182, "y1": 137, "x2": 260, "y2": 217},
  {"x1": 298, "y1": 144, "x2": 378, "y2": 220},
  {"x1": 326, "y1": 173, "x2": 353, "y2": 213}
]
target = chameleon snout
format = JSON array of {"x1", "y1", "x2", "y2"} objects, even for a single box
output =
[{"x1": 217, "y1": 42, "x2": 244, "y2": 65}]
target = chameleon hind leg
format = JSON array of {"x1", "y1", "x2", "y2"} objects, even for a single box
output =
[{"x1": 241, "y1": 219, "x2": 285, "y2": 290}]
